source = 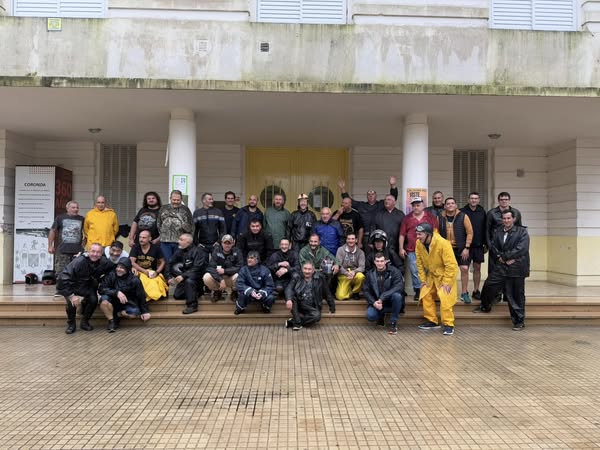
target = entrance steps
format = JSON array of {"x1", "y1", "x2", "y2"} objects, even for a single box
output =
[{"x1": 1, "y1": 293, "x2": 600, "y2": 328}]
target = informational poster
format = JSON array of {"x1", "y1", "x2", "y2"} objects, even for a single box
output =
[
  {"x1": 13, "y1": 166, "x2": 72, "y2": 282},
  {"x1": 405, "y1": 188, "x2": 428, "y2": 214}
]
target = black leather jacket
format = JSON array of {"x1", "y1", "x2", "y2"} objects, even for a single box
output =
[
  {"x1": 58, "y1": 254, "x2": 114, "y2": 296},
  {"x1": 167, "y1": 245, "x2": 207, "y2": 280},
  {"x1": 285, "y1": 272, "x2": 335, "y2": 313},
  {"x1": 99, "y1": 260, "x2": 148, "y2": 314},
  {"x1": 362, "y1": 265, "x2": 405, "y2": 306},
  {"x1": 490, "y1": 225, "x2": 530, "y2": 278},
  {"x1": 206, "y1": 245, "x2": 244, "y2": 281},
  {"x1": 287, "y1": 208, "x2": 317, "y2": 245}
]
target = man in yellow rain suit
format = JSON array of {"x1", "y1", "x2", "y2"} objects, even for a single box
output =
[{"x1": 415, "y1": 223, "x2": 459, "y2": 336}]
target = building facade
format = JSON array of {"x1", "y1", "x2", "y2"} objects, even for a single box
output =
[{"x1": 1, "y1": 0, "x2": 600, "y2": 285}]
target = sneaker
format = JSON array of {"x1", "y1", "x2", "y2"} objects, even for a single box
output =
[
  {"x1": 472, "y1": 290, "x2": 481, "y2": 300},
  {"x1": 107, "y1": 320, "x2": 115, "y2": 333},
  {"x1": 443, "y1": 326, "x2": 454, "y2": 336},
  {"x1": 54, "y1": 292, "x2": 63, "y2": 298},
  {"x1": 292, "y1": 324, "x2": 302, "y2": 331},
  {"x1": 182, "y1": 306, "x2": 198, "y2": 315},
  {"x1": 472, "y1": 306, "x2": 491, "y2": 313},
  {"x1": 65, "y1": 322, "x2": 76, "y2": 334},
  {"x1": 234, "y1": 307, "x2": 244, "y2": 315},
  {"x1": 461, "y1": 292, "x2": 472, "y2": 304},
  {"x1": 261, "y1": 304, "x2": 271, "y2": 314},
  {"x1": 211, "y1": 290, "x2": 223, "y2": 302},
  {"x1": 512, "y1": 323, "x2": 525, "y2": 331},
  {"x1": 285, "y1": 319, "x2": 293, "y2": 329},
  {"x1": 376, "y1": 317, "x2": 385, "y2": 327},
  {"x1": 388, "y1": 322, "x2": 398, "y2": 335},
  {"x1": 418, "y1": 321, "x2": 441, "y2": 330}
]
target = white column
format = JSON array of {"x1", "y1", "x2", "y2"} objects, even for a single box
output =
[
  {"x1": 168, "y1": 108, "x2": 197, "y2": 210},
  {"x1": 401, "y1": 113, "x2": 429, "y2": 213}
]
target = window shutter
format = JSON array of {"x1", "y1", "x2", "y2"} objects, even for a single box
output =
[
  {"x1": 453, "y1": 150, "x2": 488, "y2": 210},
  {"x1": 59, "y1": 0, "x2": 105, "y2": 18},
  {"x1": 533, "y1": 0, "x2": 576, "y2": 31},
  {"x1": 101, "y1": 144, "x2": 137, "y2": 226},
  {"x1": 258, "y1": 0, "x2": 346, "y2": 24},
  {"x1": 14, "y1": 0, "x2": 105, "y2": 17},
  {"x1": 302, "y1": 0, "x2": 346, "y2": 24},
  {"x1": 14, "y1": 0, "x2": 59, "y2": 16},
  {"x1": 258, "y1": 0, "x2": 301, "y2": 23},
  {"x1": 490, "y1": 0, "x2": 533, "y2": 30}
]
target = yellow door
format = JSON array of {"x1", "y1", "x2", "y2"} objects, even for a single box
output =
[{"x1": 245, "y1": 148, "x2": 348, "y2": 214}]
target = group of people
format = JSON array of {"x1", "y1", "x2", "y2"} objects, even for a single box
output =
[{"x1": 48, "y1": 178, "x2": 530, "y2": 335}]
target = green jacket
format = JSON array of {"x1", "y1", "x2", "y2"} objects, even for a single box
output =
[
  {"x1": 264, "y1": 207, "x2": 291, "y2": 248},
  {"x1": 298, "y1": 245, "x2": 340, "y2": 271}
]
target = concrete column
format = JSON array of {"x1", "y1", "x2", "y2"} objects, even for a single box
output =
[
  {"x1": 401, "y1": 113, "x2": 429, "y2": 213},
  {"x1": 168, "y1": 108, "x2": 197, "y2": 210}
]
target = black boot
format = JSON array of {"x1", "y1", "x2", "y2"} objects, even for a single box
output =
[
  {"x1": 80, "y1": 301, "x2": 96, "y2": 331},
  {"x1": 65, "y1": 303, "x2": 76, "y2": 334},
  {"x1": 107, "y1": 320, "x2": 115, "y2": 333},
  {"x1": 413, "y1": 288, "x2": 420, "y2": 302}
]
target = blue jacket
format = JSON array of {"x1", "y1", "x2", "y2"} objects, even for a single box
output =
[
  {"x1": 313, "y1": 219, "x2": 345, "y2": 256},
  {"x1": 236, "y1": 264, "x2": 274, "y2": 298},
  {"x1": 232, "y1": 206, "x2": 264, "y2": 238}
]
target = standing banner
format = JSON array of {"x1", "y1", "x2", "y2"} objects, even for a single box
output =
[
  {"x1": 13, "y1": 166, "x2": 72, "y2": 283},
  {"x1": 405, "y1": 188, "x2": 428, "y2": 214}
]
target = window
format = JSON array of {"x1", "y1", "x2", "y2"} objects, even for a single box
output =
[
  {"x1": 258, "y1": 0, "x2": 346, "y2": 24},
  {"x1": 453, "y1": 150, "x2": 488, "y2": 209},
  {"x1": 13, "y1": 0, "x2": 106, "y2": 18},
  {"x1": 490, "y1": 0, "x2": 576, "y2": 31},
  {"x1": 101, "y1": 144, "x2": 137, "y2": 226}
]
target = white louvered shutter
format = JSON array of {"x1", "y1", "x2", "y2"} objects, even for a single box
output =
[
  {"x1": 258, "y1": 0, "x2": 346, "y2": 24},
  {"x1": 258, "y1": 0, "x2": 301, "y2": 23},
  {"x1": 60, "y1": 0, "x2": 105, "y2": 18},
  {"x1": 490, "y1": 0, "x2": 533, "y2": 30},
  {"x1": 533, "y1": 0, "x2": 576, "y2": 31},
  {"x1": 14, "y1": 0, "x2": 105, "y2": 17},
  {"x1": 14, "y1": 0, "x2": 59, "y2": 16},
  {"x1": 302, "y1": 0, "x2": 346, "y2": 24}
]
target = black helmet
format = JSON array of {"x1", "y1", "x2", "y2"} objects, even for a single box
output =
[
  {"x1": 369, "y1": 229, "x2": 388, "y2": 245},
  {"x1": 415, "y1": 223, "x2": 434, "y2": 235}
]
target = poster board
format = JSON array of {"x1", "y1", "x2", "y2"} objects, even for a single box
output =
[{"x1": 13, "y1": 166, "x2": 72, "y2": 282}]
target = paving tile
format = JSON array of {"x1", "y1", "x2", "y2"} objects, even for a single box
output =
[{"x1": 0, "y1": 325, "x2": 599, "y2": 448}]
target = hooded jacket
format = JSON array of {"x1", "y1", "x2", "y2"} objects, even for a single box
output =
[
  {"x1": 84, "y1": 207, "x2": 119, "y2": 249},
  {"x1": 99, "y1": 257, "x2": 149, "y2": 314},
  {"x1": 236, "y1": 264, "x2": 274, "y2": 298}
]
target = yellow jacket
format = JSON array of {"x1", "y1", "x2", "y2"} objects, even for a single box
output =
[
  {"x1": 84, "y1": 207, "x2": 119, "y2": 249},
  {"x1": 416, "y1": 231, "x2": 458, "y2": 289}
]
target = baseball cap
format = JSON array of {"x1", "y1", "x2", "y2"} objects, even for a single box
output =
[
  {"x1": 221, "y1": 234, "x2": 234, "y2": 243},
  {"x1": 411, "y1": 197, "x2": 423, "y2": 204}
]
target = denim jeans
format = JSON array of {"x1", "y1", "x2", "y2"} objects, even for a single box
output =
[
  {"x1": 407, "y1": 252, "x2": 420, "y2": 289},
  {"x1": 366, "y1": 292, "x2": 404, "y2": 323}
]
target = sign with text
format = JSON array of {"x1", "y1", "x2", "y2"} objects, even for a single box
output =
[
  {"x1": 405, "y1": 188, "x2": 428, "y2": 214},
  {"x1": 13, "y1": 166, "x2": 72, "y2": 282}
]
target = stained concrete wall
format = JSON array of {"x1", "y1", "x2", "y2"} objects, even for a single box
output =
[{"x1": 0, "y1": 18, "x2": 598, "y2": 95}]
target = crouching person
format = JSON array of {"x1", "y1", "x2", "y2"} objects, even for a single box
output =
[
  {"x1": 167, "y1": 233, "x2": 207, "y2": 315},
  {"x1": 235, "y1": 251, "x2": 275, "y2": 314},
  {"x1": 57, "y1": 242, "x2": 115, "y2": 334},
  {"x1": 363, "y1": 253, "x2": 405, "y2": 335},
  {"x1": 284, "y1": 261, "x2": 336, "y2": 331},
  {"x1": 99, "y1": 257, "x2": 150, "y2": 332}
]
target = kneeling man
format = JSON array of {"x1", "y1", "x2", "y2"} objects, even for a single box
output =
[
  {"x1": 235, "y1": 251, "x2": 275, "y2": 314},
  {"x1": 57, "y1": 242, "x2": 115, "y2": 334},
  {"x1": 99, "y1": 257, "x2": 150, "y2": 332},
  {"x1": 363, "y1": 253, "x2": 404, "y2": 335},
  {"x1": 285, "y1": 261, "x2": 336, "y2": 331}
]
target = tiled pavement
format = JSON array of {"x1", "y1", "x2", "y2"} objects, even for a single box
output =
[{"x1": 1, "y1": 324, "x2": 600, "y2": 449}]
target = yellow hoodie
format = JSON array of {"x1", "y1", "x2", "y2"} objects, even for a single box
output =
[{"x1": 84, "y1": 207, "x2": 119, "y2": 249}]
